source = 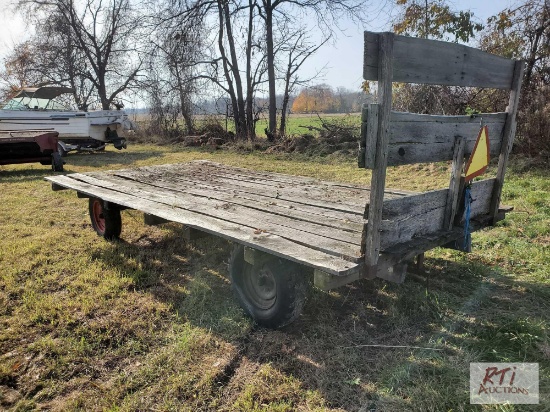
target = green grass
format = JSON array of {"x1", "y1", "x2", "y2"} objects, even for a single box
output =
[
  {"x1": 136, "y1": 112, "x2": 361, "y2": 138},
  {"x1": 254, "y1": 113, "x2": 358, "y2": 136},
  {"x1": 0, "y1": 144, "x2": 548, "y2": 411}
]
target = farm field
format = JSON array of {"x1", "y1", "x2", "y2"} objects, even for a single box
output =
[
  {"x1": 0, "y1": 144, "x2": 548, "y2": 411},
  {"x1": 131, "y1": 112, "x2": 361, "y2": 138}
]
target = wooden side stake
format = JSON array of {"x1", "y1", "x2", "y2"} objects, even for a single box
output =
[
  {"x1": 364, "y1": 32, "x2": 394, "y2": 267},
  {"x1": 490, "y1": 60, "x2": 525, "y2": 224}
]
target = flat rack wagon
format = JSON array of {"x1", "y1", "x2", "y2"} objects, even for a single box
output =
[{"x1": 46, "y1": 32, "x2": 523, "y2": 328}]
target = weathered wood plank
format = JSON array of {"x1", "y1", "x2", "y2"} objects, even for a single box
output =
[
  {"x1": 490, "y1": 60, "x2": 525, "y2": 223},
  {"x1": 364, "y1": 31, "x2": 516, "y2": 89},
  {"x1": 105, "y1": 160, "x2": 416, "y2": 198},
  {"x1": 112, "y1": 168, "x2": 367, "y2": 227},
  {"x1": 380, "y1": 228, "x2": 464, "y2": 268},
  {"x1": 380, "y1": 207, "x2": 446, "y2": 250},
  {"x1": 45, "y1": 175, "x2": 361, "y2": 276},
  {"x1": 68, "y1": 173, "x2": 363, "y2": 260},
  {"x1": 372, "y1": 178, "x2": 495, "y2": 223},
  {"x1": 362, "y1": 111, "x2": 506, "y2": 166},
  {"x1": 112, "y1": 164, "x2": 368, "y2": 214},
  {"x1": 194, "y1": 160, "x2": 413, "y2": 196},
  {"x1": 365, "y1": 32, "x2": 394, "y2": 267},
  {"x1": 368, "y1": 189, "x2": 448, "y2": 221},
  {"x1": 377, "y1": 178, "x2": 496, "y2": 249},
  {"x1": 462, "y1": 178, "x2": 496, "y2": 222},
  {"x1": 363, "y1": 103, "x2": 379, "y2": 169},
  {"x1": 79, "y1": 172, "x2": 363, "y2": 242},
  {"x1": 153, "y1": 160, "x2": 378, "y2": 195}
]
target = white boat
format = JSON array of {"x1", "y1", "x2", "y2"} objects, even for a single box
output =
[{"x1": 0, "y1": 87, "x2": 134, "y2": 155}]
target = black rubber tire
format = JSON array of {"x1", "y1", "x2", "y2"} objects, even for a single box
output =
[
  {"x1": 88, "y1": 197, "x2": 122, "y2": 240},
  {"x1": 51, "y1": 152, "x2": 64, "y2": 172},
  {"x1": 229, "y1": 244, "x2": 309, "y2": 328}
]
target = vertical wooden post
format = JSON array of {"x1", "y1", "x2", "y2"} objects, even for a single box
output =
[
  {"x1": 363, "y1": 103, "x2": 379, "y2": 169},
  {"x1": 444, "y1": 136, "x2": 466, "y2": 230},
  {"x1": 365, "y1": 32, "x2": 394, "y2": 267},
  {"x1": 490, "y1": 60, "x2": 525, "y2": 224}
]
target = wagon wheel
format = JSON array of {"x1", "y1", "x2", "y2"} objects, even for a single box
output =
[
  {"x1": 229, "y1": 244, "x2": 309, "y2": 328},
  {"x1": 51, "y1": 152, "x2": 64, "y2": 172},
  {"x1": 88, "y1": 198, "x2": 122, "y2": 240}
]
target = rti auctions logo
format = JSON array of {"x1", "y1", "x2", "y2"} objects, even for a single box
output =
[{"x1": 470, "y1": 363, "x2": 539, "y2": 404}]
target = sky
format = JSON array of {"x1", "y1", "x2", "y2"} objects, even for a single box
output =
[{"x1": 0, "y1": 0, "x2": 514, "y2": 95}]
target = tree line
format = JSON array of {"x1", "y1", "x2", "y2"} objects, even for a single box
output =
[
  {"x1": 1, "y1": 0, "x2": 549, "y2": 157},
  {"x1": 1, "y1": 0, "x2": 366, "y2": 139}
]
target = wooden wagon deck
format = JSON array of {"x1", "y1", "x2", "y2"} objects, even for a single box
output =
[{"x1": 46, "y1": 160, "x2": 418, "y2": 276}]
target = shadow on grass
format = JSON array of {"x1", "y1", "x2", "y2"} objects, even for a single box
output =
[
  {"x1": 0, "y1": 167, "x2": 56, "y2": 182},
  {"x1": 64, "y1": 149, "x2": 165, "y2": 169},
  {"x1": 90, "y1": 226, "x2": 548, "y2": 411}
]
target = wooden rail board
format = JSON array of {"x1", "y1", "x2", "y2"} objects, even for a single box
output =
[
  {"x1": 364, "y1": 31, "x2": 516, "y2": 89},
  {"x1": 361, "y1": 108, "x2": 507, "y2": 168},
  {"x1": 45, "y1": 174, "x2": 361, "y2": 276},
  {"x1": 68, "y1": 172, "x2": 363, "y2": 255}
]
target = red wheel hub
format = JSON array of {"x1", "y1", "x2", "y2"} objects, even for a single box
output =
[{"x1": 92, "y1": 200, "x2": 106, "y2": 234}]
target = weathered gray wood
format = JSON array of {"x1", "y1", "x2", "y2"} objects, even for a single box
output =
[
  {"x1": 380, "y1": 228, "x2": 464, "y2": 268},
  {"x1": 113, "y1": 160, "x2": 415, "y2": 198},
  {"x1": 373, "y1": 177, "x2": 495, "y2": 223},
  {"x1": 490, "y1": 60, "x2": 525, "y2": 224},
  {"x1": 368, "y1": 189, "x2": 448, "y2": 220},
  {"x1": 156, "y1": 160, "x2": 378, "y2": 195},
  {"x1": 460, "y1": 178, "x2": 496, "y2": 223},
  {"x1": 314, "y1": 269, "x2": 363, "y2": 290},
  {"x1": 365, "y1": 32, "x2": 394, "y2": 267},
  {"x1": 380, "y1": 207, "x2": 446, "y2": 250},
  {"x1": 68, "y1": 173, "x2": 363, "y2": 259},
  {"x1": 114, "y1": 169, "x2": 366, "y2": 229},
  {"x1": 363, "y1": 103, "x2": 379, "y2": 169},
  {"x1": 444, "y1": 137, "x2": 466, "y2": 230},
  {"x1": 114, "y1": 165, "x2": 368, "y2": 214},
  {"x1": 45, "y1": 174, "x2": 361, "y2": 276},
  {"x1": 373, "y1": 178, "x2": 495, "y2": 249},
  {"x1": 363, "y1": 112, "x2": 506, "y2": 166},
  {"x1": 98, "y1": 172, "x2": 363, "y2": 239},
  {"x1": 364, "y1": 31, "x2": 516, "y2": 89}
]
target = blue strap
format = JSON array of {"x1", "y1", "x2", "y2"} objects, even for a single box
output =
[{"x1": 463, "y1": 185, "x2": 472, "y2": 251}]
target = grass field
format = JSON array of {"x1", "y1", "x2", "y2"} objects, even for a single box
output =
[
  {"x1": 132, "y1": 112, "x2": 361, "y2": 138},
  {"x1": 0, "y1": 144, "x2": 548, "y2": 411}
]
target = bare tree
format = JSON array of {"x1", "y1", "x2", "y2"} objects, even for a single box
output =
[
  {"x1": 256, "y1": 0, "x2": 366, "y2": 136},
  {"x1": 276, "y1": 26, "x2": 329, "y2": 136},
  {"x1": 18, "y1": 0, "x2": 147, "y2": 109}
]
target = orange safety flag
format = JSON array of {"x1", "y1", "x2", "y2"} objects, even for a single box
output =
[{"x1": 464, "y1": 125, "x2": 490, "y2": 181}]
